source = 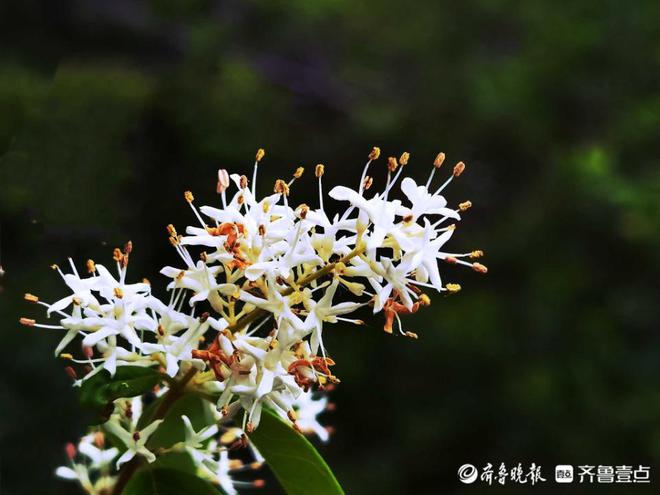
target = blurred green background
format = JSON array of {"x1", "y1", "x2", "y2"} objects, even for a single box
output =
[{"x1": 1, "y1": 1, "x2": 660, "y2": 494}]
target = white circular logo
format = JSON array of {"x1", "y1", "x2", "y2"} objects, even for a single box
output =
[{"x1": 458, "y1": 464, "x2": 478, "y2": 484}]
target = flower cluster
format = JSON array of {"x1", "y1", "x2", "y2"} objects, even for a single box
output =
[{"x1": 23, "y1": 147, "x2": 485, "y2": 493}]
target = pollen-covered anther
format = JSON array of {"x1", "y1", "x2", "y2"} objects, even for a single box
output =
[
  {"x1": 362, "y1": 176, "x2": 373, "y2": 190},
  {"x1": 19, "y1": 317, "x2": 35, "y2": 326},
  {"x1": 50, "y1": 264, "x2": 59, "y2": 270},
  {"x1": 453, "y1": 161, "x2": 466, "y2": 177},
  {"x1": 253, "y1": 480, "x2": 266, "y2": 488},
  {"x1": 405, "y1": 331, "x2": 419, "y2": 339},
  {"x1": 445, "y1": 283, "x2": 462, "y2": 293},
  {"x1": 470, "y1": 250, "x2": 484, "y2": 259},
  {"x1": 274, "y1": 179, "x2": 290, "y2": 196},
  {"x1": 60, "y1": 353, "x2": 74, "y2": 360},
  {"x1": 472, "y1": 262, "x2": 488, "y2": 274},
  {"x1": 402, "y1": 214, "x2": 414, "y2": 224},
  {"x1": 240, "y1": 175, "x2": 249, "y2": 189},
  {"x1": 445, "y1": 256, "x2": 458, "y2": 264},
  {"x1": 419, "y1": 294, "x2": 431, "y2": 306},
  {"x1": 434, "y1": 152, "x2": 446, "y2": 168},
  {"x1": 315, "y1": 164, "x2": 325, "y2": 178},
  {"x1": 399, "y1": 151, "x2": 410, "y2": 166},
  {"x1": 24, "y1": 293, "x2": 39, "y2": 303},
  {"x1": 168, "y1": 236, "x2": 179, "y2": 247},
  {"x1": 255, "y1": 148, "x2": 265, "y2": 162},
  {"x1": 287, "y1": 409, "x2": 298, "y2": 422},
  {"x1": 114, "y1": 287, "x2": 124, "y2": 299},
  {"x1": 166, "y1": 224, "x2": 177, "y2": 236},
  {"x1": 112, "y1": 248, "x2": 122, "y2": 262},
  {"x1": 293, "y1": 166, "x2": 305, "y2": 179},
  {"x1": 123, "y1": 240, "x2": 133, "y2": 255},
  {"x1": 184, "y1": 190, "x2": 194, "y2": 203},
  {"x1": 246, "y1": 422, "x2": 255, "y2": 433},
  {"x1": 258, "y1": 224, "x2": 266, "y2": 236},
  {"x1": 459, "y1": 200, "x2": 472, "y2": 211},
  {"x1": 199, "y1": 311, "x2": 210, "y2": 322},
  {"x1": 387, "y1": 156, "x2": 399, "y2": 172},
  {"x1": 369, "y1": 146, "x2": 381, "y2": 160}
]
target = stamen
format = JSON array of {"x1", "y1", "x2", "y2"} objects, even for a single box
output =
[
  {"x1": 426, "y1": 152, "x2": 445, "y2": 188},
  {"x1": 19, "y1": 317, "x2": 35, "y2": 326},
  {"x1": 24, "y1": 293, "x2": 39, "y2": 303},
  {"x1": 445, "y1": 283, "x2": 461, "y2": 293},
  {"x1": 458, "y1": 200, "x2": 472, "y2": 211},
  {"x1": 252, "y1": 148, "x2": 265, "y2": 195},
  {"x1": 315, "y1": 164, "x2": 325, "y2": 211},
  {"x1": 472, "y1": 262, "x2": 488, "y2": 274},
  {"x1": 453, "y1": 161, "x2": 466, "y2": 177},
  {"x1": 184, "y1": 191, "x2": 206, "y2": 227}
]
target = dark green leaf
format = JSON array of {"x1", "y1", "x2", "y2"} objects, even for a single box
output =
[
  {"x1": 79, "y1": 366, "x2": 162, "y2": 419},
  {"x1": 248, "y1": 409, "x2": 345, "y2": 495},
  {"x1": 147, "y1": 393, "x2": 216, "y2": 449},
  {"x1": 122, "y1": 467, "x2": 220, "y2": 495}
]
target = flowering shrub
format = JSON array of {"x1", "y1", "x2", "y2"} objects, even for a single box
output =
[{"x1": 22, "y1": 148, "x2": 485, "y2": 494}]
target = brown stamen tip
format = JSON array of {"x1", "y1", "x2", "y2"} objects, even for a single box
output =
[
  {"x1": 472, "y1": 262, "x2": 488, "y2": 274},
  {"x1": 445, "y1": 256, "x2": 458, "y2": 264},
  {"x1": 445, "y1": 283, "x2": 461, "y2": 293},
  {"x1": 387, "y1": 156, "x2": 399, "y2": 172},
  {"x1": 82, "y1": 346, "x2": 94, "y2": 358},
  {"x1": 65, "y1": 442, "x2": 77, "y2": 460},
  {"x1": 64, "y1": 366, "x2": 77, "y2": 380},
  {"x1": 113, "y1": 287, "x2": 124, "y2": 299},
  {"x1": 354, "y1": 319, "x2": 365, "y2": 326},
  {"x1": 250, "y1": 461, "x2": 263, "y2": 470},
  {"x1": 199, "y1": 311, "x2": 210, "y2": 322},
  {"x1": 19, "y1": 317, "x2": 35, "y2": 326},
  {"x1": 292, "y1": 422, "x2": 303, "y2": 434},
  {"x1": 94, "y1": 431, "x2": 105, "y2": 449},
  {"x1": 453, "y1": 161, "x2": 465, "y2": 177},
  {"x1": 184, "y1": 190, "x2": 194, "y2": 203},
  {"x1": 459, "y1": 200, "x2": 472, "y2": 211},
  {"x1": 274, "y1": 179, "x2": 290, "y2": 196},
  {"x1": 239, "y1": 175, "x2": 249, "y2": 189},
  {"x1": 123, "y1": 240, "x2": 133, "y2": 255},
  {"x1": 419, "y1": 294, "x2": 431, "y2": 306},
  {"x1": 246, "y1": 422, "x2": 255, "y2": 433},
  {"x1": 132, "y1": 431, "x2": 141, "y2": 441},
  {"x1": 362, "y1": 176, "x2": 373, "y2": 190},
  {"x1": 24, "y1": 293, "x2": 39, "y2": 303},
  {"x1": 402, "y1": 214, "x2": 414, "y2": 224},
  {"x1": 433, "y1": 152, "x2": 446, "y2": 168},
  {"x1": 287, "y1": 409, "x2": 298, "y2": 422},
  {"x1": 399, "y1": 151, "x2": 410, "y2": 166},
  {"x1": 142, "y1": 277, "x2": 151, "y2": 285},
  {"x1": 253, "y1": 480, "x2": 266, "y2": 488},
  {"x1": 296, "y1": 204, "x2": 310, "y2": 220},
  {"x1": 217, "y1": 169, "x2": 230, "y2": 194},
  {"x1": 293, "y1": 166, "x2": 305, "y2": 179},
  {"x1": 368, "y1": 146, "x2": 381, "y2": 160},
  {"x1": 315, "y1": 164, "x2": 325, "y2": 178},
  {"x1": 166, "y1": 224, "x2": 177, "y2": 237},
  {"x1": 86, "y1": 259, "x2": 96, "y2": 273},
  {"x1": 255, "y1": 148, "x2": 265, "y2": 162},
  {"x1": 72, "y1": 297, "x2": 82, "y2": 306},
  {"x1": 470, "y1": 250, "x2": 484, "y2": 259},
  {"x1": 405, "y1": 331, "x2": 419, "y2": 339}
]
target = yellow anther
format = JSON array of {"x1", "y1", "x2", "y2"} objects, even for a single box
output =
[
  {"x1": 60, "y1": 353, "x2": 74, "y2": 360},
  {"x1": 274, "y1": 179, "x2": 290, "y2": 196},
  {"x1": 399, "y1": 151, "x2": 410, "y2": 166},
  {"x1": 434, "y1": 152, "x2": 445, "y2": 168},
  {"x1": 445, "y1": 283, "x2": 462, "y2": 293},
  {"x1": 419, "y1": 294, "x2": 431, "y2": 306},
  {"x1": 86, "y1": 259, "x2": 96, "y2": 273},
  {"x1": 112, "y1": 248, "x2": 122, "y2": 262},
  {"x1": 255, "y1": 148, "x2": 265, "y2": 162},
  {"x1": 113, "y1": 287, "x2": 124, "y2": 298},
  {"x1": 72, "y1": 297, "x2": 82, "y2": 305},
  {"x1": 453, "y1": 161, "x2": 465, "y2": 177},
  {"x1": 50, "y1": 264, "x2": 59, "y2": 270},
  {"x1": 315, "y1": 164, "x2": 325, "y2": 178},
  {"x1": 166, "y1": 224, "x2": 177, "y2": 236},
  {"x1": 459, "y1": 200, "x2": 472, "y2": 211},
  {"x1": 142, "y1": 278, "x2": 151, "y2": 285},
  {"x1": 287, "y1": 409, "x2": 298, "y2": 422},
  {"x1": 184, "y1": 190, "x2": 194, "y2": 203},
  {"x1": 369, "y1": 146, "x2": 381, "y2": 160},
  {"x1": 293, "y1": 167, "x2": 305, "y2": 179},
  {"x1": 470, "y1": 250, "x2": 484, "y2": 259},
  {"x1": 24, "y1": 293, "x2": 39, "y2": 303}
]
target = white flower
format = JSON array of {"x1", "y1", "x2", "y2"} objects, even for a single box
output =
[{"x1": 104, "y1": 418, "x2": 164, "y2": 468}]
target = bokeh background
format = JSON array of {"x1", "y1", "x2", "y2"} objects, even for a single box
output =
[{"x1": 1, "y1": 1, "x2": 660, "y2": 494}]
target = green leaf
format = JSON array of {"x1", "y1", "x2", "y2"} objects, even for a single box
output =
[
  {"x1": 79, "y1": 366, "x2": 162, "y2": 419},
  {"x1": 248, "y1": 409, "x2": 345, "y2": 495},
  {"x1": 147, "y1": 393, "x2": 216, "y2": 449},
  {"x1": 123, "y1": 467, "x2": 220, "y2": 495}
]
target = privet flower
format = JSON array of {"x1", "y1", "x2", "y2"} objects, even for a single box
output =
[{"x1": 25, "y1": 148, "x2": 485, "y2": 493}]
